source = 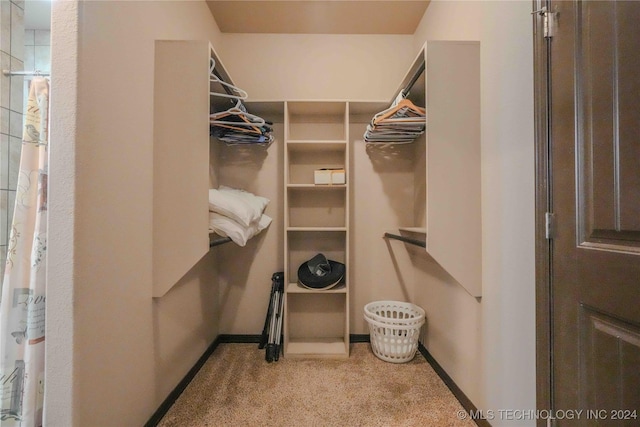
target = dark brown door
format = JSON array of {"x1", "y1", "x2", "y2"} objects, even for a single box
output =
[{"x1": 547, "y1": 0, "x2": 640, "y2": 425}]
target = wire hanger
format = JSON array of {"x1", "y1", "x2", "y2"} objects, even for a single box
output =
[
  {"x1": 363, "y1": 90, "x2": 427, "y2": 146},
  {"x1": 372, "y1": 90, "x2": 425, "y2": 125},
  {"x1": 209, "y1": 58, "x2": 248, "y2": 100},
  {"x1": 208, "y1": 58, "x2": 273, "y2": 146},
  {"x1": 210, "y1": 100, "x2": 274, "y2": 146},
  {"x1": 210, "y1": 100, "x2": 266, "y2": 128}
]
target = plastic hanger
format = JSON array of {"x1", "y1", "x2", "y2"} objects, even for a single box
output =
[
  {"x1": 210, "y1": 101, "x2": 266, "y2": 134},
  {"x1": 363, "y1": 91, "x2": 427, "y2": 146},
  {"x1": 210, "y1": 101, "x2": 266, "y2": 126},
  {"x1": 209, "y1": 58, "x2": 249, "y2": 100},
  {"x1": 372, "y1": 92, "x2": 425, "y2": 125}
]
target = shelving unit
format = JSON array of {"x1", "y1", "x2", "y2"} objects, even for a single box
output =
[
  {"x1": 360, "y1": 41, "x2": 481, "y2": 298},
  {"x1": 284, "y1": 101, "x2": 350, "y2": 359}
]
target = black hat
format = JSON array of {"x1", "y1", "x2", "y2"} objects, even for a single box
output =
[{"x1": 297, "y1": 253, "x2": 345, "y2": 290}]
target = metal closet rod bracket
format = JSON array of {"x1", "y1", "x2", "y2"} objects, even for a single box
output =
[
  {"x1": 383, "y1": 232, "x2": 426, "y2": 248},
  {"x1": 210, "y1": 236, "x2": 232, "y2": 248}
]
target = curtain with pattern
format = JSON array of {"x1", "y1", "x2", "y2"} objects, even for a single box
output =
[{"x1": 0, "y1": 77, "x2": 49, "y2": 427}]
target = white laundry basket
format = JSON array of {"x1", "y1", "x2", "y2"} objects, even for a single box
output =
[{"x1": 364, "y1": 301, "x2": 425, "y2": 363}]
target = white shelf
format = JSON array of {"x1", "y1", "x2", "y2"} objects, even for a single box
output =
[
  {"x1": 287, "y1": 227, "x2": 347, "y2": 232},
  {"x1": 286, "y1": 140, "x2": 347, "y2": 150},
  {"x1": 286, "y1": 141, "x2": 347, "y2": 186},
  {"x1": 287, "y1": 184, "x2": 347, "y2": 190},
  {"x1": 285, "y1": 338, "x2": 349, "y2": 359},
  {"x1": 287, "y1": 283, "x2": 347, "y2": 294},
  {"x1": 398, "y1": 227, "x2": 427, "y2": 235},
  {"x1": 284, "y1": 101, "x2": 350, "y2": 359}
]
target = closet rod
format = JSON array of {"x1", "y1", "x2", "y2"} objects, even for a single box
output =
[
  {"x1": 210, "y1": 59, "x2": 236, "y2": 99},
  {"x1": 210, "y1": 236, "x2": 232, "y2": 248},
  {"x1": 3, "y1": 69, "x2": 50, "y2": 77},
  {"x1": 211, "y1": 68, "x2": 234, "y2": 97},
  {"x1": 402, "y1": 61, "x2": 425, "y2": 96},
  {"x1": 384, "y1": 232, "x2": 426, "y2": 248}
]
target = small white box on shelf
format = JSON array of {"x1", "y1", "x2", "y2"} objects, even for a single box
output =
[
  {"x1": 331, "y1": 169, "x2": 345, "y2": 184},
  {"x1": 314, "y1": 168, "x2": 345, "y2": 185}
]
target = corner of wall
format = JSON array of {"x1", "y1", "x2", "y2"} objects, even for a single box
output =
[
  {"x1": 48, "y1": 1, "x2": 227, "y2": 425},
  {"x1": 412, "y1": 0, "x2": 483, "y2": 52},
  {"x1": 409, "y1": 1, "x2": 536, "y2": 420},
  {"x1": 47, "y1": 2, "x2": 80, "y2": 425},
  {"x1": 479, "y1": 1, "x2": 536, "y2": 422}
]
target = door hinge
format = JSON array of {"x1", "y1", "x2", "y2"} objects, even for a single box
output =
[
  {"x1": 545, "y1": 212, "x2": 556, "y2": 239},
  {"x1": 532, "y1": 6, "x2": 557, "y2": 38}
]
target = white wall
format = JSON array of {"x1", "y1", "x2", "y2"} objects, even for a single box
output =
[
  {"x1": 411, "y1": 1, "x2": 536, "y2": 425},
  {"x1": 48, "y1": 1, "x2": 223, "y2": 425},
  {"x1": 479, "y1": 2, "x2": 536, "y2": 423},
  {"x1": 219, "y1": 34, "x2": 414, "y2": 101},
  {"x1": 212, "y1": 125, "x2": 285, "y2": 334},
  {"x1": 412, "y1": 0, "x2": 484, "y2": 51},
  {"x1": 410, "y1": 0, "x2": 485, "y2": 408},
  {"x1": 47, "y1": 2, "x2": 78, "y2": 424},
  {"x1": 349, "y1": 121, "x2": 418, "y2": 333}
]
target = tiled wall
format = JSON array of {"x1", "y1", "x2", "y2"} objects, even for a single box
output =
[
  {"x1": 24, "y1": 28, "x2": 50, "y2": 121},
  {"x1": 24, "y1": 29, "x2": 50, "y2": 73},
  {"x1": 0, "y1": 0, "x2": 25, "y2": 278}
]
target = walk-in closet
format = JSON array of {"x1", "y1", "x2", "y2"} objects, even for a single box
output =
[
  {"x1": 47, "y1": 1, "x2": 536, "y2": 426},
  {"x1": 200, "y1": 40, "x2": 481, "y2": 353}
]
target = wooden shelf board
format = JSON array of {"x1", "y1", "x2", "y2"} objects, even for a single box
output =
[
  {"x1": 287, "y1": 227, "x2": 347, "y2": 232},
  {"x1": 286, "y1": 282, "x2": 347, "y2": 294},
  {"x1": 286, "y1": 140, "x2": 347, "y2": 151},
  {"x1": 285, "y1": 338, "x2": 349, "y2": 359},
  {"x1": 398, "y1": 227, "x2": 427, "y2": 235},
  {"x1": 287, "y1": 184, "x2": 347, "y2": 190}
]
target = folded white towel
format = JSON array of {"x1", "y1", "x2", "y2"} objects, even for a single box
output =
[
  {"x1": 209, "y1": 212, "x2": 272, "y2": 247},
  {"x1": 208, "y1": 186, "x2": 270, "y2": 228}
]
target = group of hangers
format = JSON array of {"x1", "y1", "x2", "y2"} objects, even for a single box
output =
[
  {"x1": 209, "y1": 58, "x2": 273, "y2": 146},
  {"x1": 363, "y1": 90, "x2": 426, "y2": 145}
]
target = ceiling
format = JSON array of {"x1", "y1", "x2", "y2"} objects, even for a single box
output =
[
  {"x1": 206, "y1": 0, "x2": 430, "y2": 34},
  {"x1": 24, "y1": 1, "x2": 430, "y2": 34}
]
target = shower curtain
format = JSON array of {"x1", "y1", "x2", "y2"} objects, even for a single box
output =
[{"x1": 0, "y1": 77, "x2": 49, "y2": 426}]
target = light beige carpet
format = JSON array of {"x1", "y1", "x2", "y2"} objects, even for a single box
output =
[{"x1": 158, "y1": 343, "x2": 476, "y2": 427}]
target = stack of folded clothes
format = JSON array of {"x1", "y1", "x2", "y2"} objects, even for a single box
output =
[{"x1": 208, "y1": 185, "x2": 272, "y2": 246}]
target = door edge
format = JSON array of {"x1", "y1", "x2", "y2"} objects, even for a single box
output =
[{"x1": 533, "y1": 0, "x2": 553, "y2": 424}]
